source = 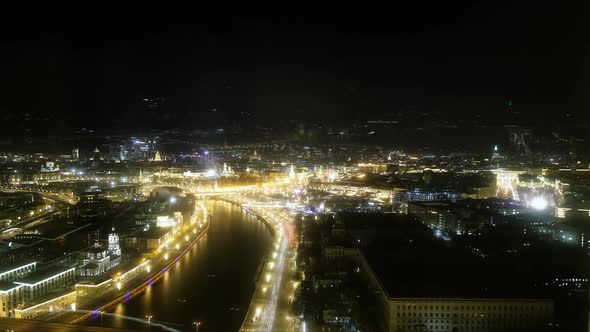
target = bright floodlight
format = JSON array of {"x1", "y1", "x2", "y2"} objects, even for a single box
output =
[
  {"x1": 169, "y1": 196, "x2": 177, "y2": 203},
  {"x1": 530, "y1": 196, "x2": 548, "y2": 210}
]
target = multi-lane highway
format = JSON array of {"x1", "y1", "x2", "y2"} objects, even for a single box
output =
[{"x1": 237, "y1": 197, "x2": 298, "y2": 332}]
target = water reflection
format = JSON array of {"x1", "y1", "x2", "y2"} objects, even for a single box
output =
[{"x1": 87, "y1": 200, "x2": 273, "y2": 331}]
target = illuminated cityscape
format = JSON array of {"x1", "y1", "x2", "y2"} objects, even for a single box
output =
[{"x1": 0, "y1": 3, "x2": 588, "y2": 332}]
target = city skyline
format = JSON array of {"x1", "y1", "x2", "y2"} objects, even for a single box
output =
[{"x1": 0, "y1": 3, "x2": 589, "y2": 332}]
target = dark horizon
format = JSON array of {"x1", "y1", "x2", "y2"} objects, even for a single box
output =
[{"x1": 0, "y1": 2, "x2": 588, "y2": 134}]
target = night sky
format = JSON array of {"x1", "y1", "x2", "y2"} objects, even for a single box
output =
[{"x1": 0, "y1": 2, "x2": 587, "y2": 131}]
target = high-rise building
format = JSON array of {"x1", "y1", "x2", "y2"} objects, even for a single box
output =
[{"x1": 72, "y1": 148, "x2": 79, "y2": 160}]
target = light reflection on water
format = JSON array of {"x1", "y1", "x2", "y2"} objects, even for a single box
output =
[{"x1": 87, "y1": 199, "x2": 273, "y2": 331}]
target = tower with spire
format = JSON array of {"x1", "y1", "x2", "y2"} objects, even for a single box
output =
[
  {"x1": 492, "y1": 145, "x2": 500, "y2": 160},
  {"x1": 151, "y1": 150, "x2": 162, "y2": 162},
  {"x1": 108, "y1": 226, "x2": 121, "y2": 256},
  {"x1": 250, "y1": 149, "x2": 261, "y2": 161}
]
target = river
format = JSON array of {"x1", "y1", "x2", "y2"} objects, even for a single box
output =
[{"x1": 87, "y1": 199, "x2": 273, "y2": 331}]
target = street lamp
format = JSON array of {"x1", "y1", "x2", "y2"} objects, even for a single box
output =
[
  {"x1": 287, "y1": 315, "x2": 295, "y2": 332},
  {"x1": 146, "y1": 315, "x2": 153, "y2": 331},
  {"x1": 193, "y1": 321, "x2": 201, "y2": 332}
]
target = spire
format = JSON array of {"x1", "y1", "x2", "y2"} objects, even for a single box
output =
[{"x1": 152, "y1": 150, "x2": 162, "y2": 162}]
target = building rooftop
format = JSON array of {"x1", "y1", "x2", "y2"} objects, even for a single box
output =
[
  {"x1": 363, "y1": 241, "x2": 551, "y2": 299},
  {"x1": 86, "y1": 246, "x2": 107, "y2": 254},
  {"x1": 0, "y1": 261, "x2": 36, "y2": 275},
  {"x1": 140, "y1": 227, "x2": 169, "y2": 240},
  {"x1": 80, "y1": 262, "x2": 99, "y2": 270},
  {"x1": 77, "y1": 272, "x2": 113, "y2": 286},
  {"x1": 0, "y1": 281, "x2": 21, "y2": 292},
  {"x1": 15, "y1": 266, "x2": 74, "y2": 286}
]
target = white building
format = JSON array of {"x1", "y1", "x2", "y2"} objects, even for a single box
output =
[
  {"x1": 79, "y1": 246, "x2": 120, "y2": 277},
  {"x1": 108, "y1": 226, "x2": 121, "y2": 256}
]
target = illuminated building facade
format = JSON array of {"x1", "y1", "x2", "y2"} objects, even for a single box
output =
[
  {"x1": 108, "y1": 226, "x2": 121, "y2": 256},
  {"x1": 333, "y1": 248, "x2": 554, "y2": 332},
  {"x1": 125, "y1": 228, "x2": 172, "y2": 251},
  {"x1": 408, "y1": 201, "x2": 469, "y2": 234},
  {"x1": 79, "y1": 246, "x2": 120, "y2": 277},
  {"x1": 14, "y1": 290, "x2": 76, "y2": 320},
  {"x1": 152, "y1": 150, "x2": 162, "y2": 161},
  {"x1": 491, "y1": 170, "x2": 525, "y2": 201},
  {"x1": 40, "y1": 161, "x2": 59, "y2": 173},
  {"x1": 0, "y1": 282, "x2": 23, "y2": 318},
  {"x1": 0, "y1": 262, "x2": 37, "y2": 282},
  {"x1": 15, "y1": 267, "x2": 76, "y2": 302},
  {"x1": 0, "y1": 262, "x2": 38, "y2": 317},
  {"x1": 156, "y1": 213, "x2": 182, "y2": 228},
  {"x1": 390, "y1": 298, "x2": 553, "y2": 332}
]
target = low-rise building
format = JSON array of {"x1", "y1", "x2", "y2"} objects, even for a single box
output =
[
  {"x1": 75, "y1": 277, "x2": 113, "y2": 297},
  {"x1": 389, "y1": 298, "x2": 553, "y2": 332},
  {"x1": 0, "y1": 262, "x2": 37, "y2": 282},
  {"x1": 332, "y1": 248, "x2": 555, "y2": 332},
  {"x1": 78, "y1": 246, "x2": 120, "y2": 277},
  {"x1": 14, "y1": 289, "x2": 76, "y2": 320},
  {"x1": 125, "y1": 228, "x2": 171, "y2": 252},
  {"x1": 15, "y1": 267, "x2": 76, "y2": 302},
  {"x1": 0, "y1": 282, "x2": 23, "y2": 318},
  {"x1": 409, "y1": 201, "x2": 495, "y2": 234}
]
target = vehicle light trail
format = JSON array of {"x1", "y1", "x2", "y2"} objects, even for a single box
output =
[{"x1": 258, "y1": 236, "x2": 287, "y2": 331}]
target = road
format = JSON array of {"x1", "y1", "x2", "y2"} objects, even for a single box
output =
[
  {"x1": 238, "y1": 201, "x2": 298, "y2": 332},
  {"x1": 0, "y1": 208, "x2": 63, "y2": 240}
]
